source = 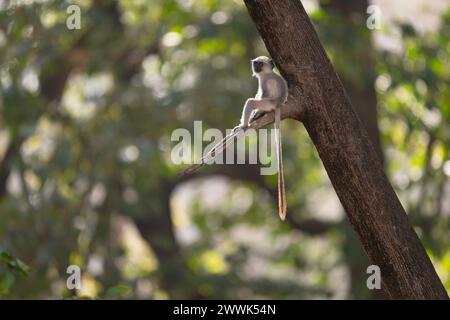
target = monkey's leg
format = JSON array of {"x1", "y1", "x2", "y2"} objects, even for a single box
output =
[
  {"x1": 239, "y1": 98, "x2": 276, "y2": 128},
  {"x1": 237, "y1": 98, "x2": 257, "y2": 128},
  {"x1": 252, "y1": 99, "x2": 277, "y2": 112}
]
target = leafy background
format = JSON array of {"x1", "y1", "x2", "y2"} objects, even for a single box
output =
[{"x1": 0, "y1": 0, "x2": 449, "y2": 299}]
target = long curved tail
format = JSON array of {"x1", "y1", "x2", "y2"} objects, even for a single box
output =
[{"x1": 274, "y1": 107, "x2": 287, "y2": 220}]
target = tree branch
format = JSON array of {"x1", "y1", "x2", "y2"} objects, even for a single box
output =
[{"x1": 178, "y1": 92, "x2": 305, "y2": 176}]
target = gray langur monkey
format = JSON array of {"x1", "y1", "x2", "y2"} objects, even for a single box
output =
[{"x1": 180, "y1": 56, "x2": 288, "y2": 220}]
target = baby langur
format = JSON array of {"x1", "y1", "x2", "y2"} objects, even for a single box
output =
[{"x1": 180, "y1": 56, "x2": 288, "y2": 220}]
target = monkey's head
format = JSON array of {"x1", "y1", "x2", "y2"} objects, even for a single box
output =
[{"x1": 251, "y1": 56, "x2": 275, "y2": 76}]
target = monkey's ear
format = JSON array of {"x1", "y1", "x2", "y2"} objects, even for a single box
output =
[{"x1": 269, "y1": 59, "x2": 275, "y2": 69}]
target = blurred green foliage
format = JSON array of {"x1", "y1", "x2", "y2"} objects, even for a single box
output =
[
  {"x1": 0, "y1": 0, "x2": 448, "y2": 299},
  {"x1": 0, "y1": 251, "x2": 30, "y2": 295}
]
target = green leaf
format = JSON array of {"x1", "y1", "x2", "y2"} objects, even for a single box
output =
[
  {"x1": 102, "y1": 285, "x2": 131, "y2": 299},
  {"x1": 0, "y1": 251, "x2": 31, "y2": 277}
]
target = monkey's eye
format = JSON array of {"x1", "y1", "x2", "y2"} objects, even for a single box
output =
[{"x1": 253, "y1": 61, "x2": 263, "y2": 68}]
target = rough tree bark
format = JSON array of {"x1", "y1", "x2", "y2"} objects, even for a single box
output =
[
  {"x1": 323, "y1": 0, "x2": 385, "y2": 299},
  {"x1": 322, "y1": 0, "x2": 384, "y2": 164},
  {"x1": 243, "y1": 0, "x2": 448, "y2": 299}
]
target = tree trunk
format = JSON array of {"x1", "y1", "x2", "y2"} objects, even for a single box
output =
[
  {"x1": 323, "y1": 0, "x2": 385, "y2": 299},
  {"x1": 321, "y1": 0, "x2": 384, "y2": 164},
  {"x1": 243, "y1": 0, "x2": 448, "y2": 299}
]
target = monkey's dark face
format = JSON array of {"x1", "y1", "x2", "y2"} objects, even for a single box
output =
[
  {"x1": 251, "y1": 56, "x2": 274, "y2": 75},
  {"x1": 252, "y1": 60, "x2": 264, "y2": 73}
]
